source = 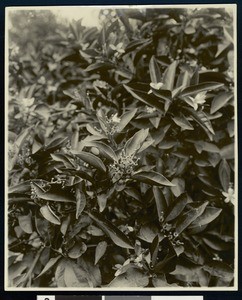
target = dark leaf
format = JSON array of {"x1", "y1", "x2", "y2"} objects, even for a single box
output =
[
  {"x1": 210, "y1": 92, "x2": 233, "y2": 114},
  {"x1": 88, "y1": 212, "x2": 134, "y2": 249},
  {"x1": 153, "y1": 186, "x2": 167, "y2": 219},
  {"x1": 165, "y1": 193, "x2": 191, "y2": 222},
  {"x1": 175, "y1": 201, "x2": 208, "y2": 234},
  {"x1": 72, "y1": 151, "x2": 106, "y2": 172},
  {"x1": 179, "y1": 82, "x2": 224, "y2": 97},
  {"x1": 31, "y1": 182, "x2": 75, "y2": 203}
]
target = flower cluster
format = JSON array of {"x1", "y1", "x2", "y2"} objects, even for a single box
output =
[
  {"x1": 109, "y1": 149, "x2": 139, "y2": 183},
  {"x1": 161, "y1": 223, "x2": 184, "y2": 247},
  {"x1": 17, "y1": 144, "x2": 34, "y2": 167},
  {"x1": 103, "y1": 113, "x2": 121, "y2": 135}
]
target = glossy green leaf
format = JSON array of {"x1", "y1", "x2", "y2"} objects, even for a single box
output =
[
  {"x1": 68, "y1": 242, "x2": 87, "y2": 259},
  {"x1": 124, "y1": 128, "x2": 149, "y2": 156},
  {"x1": 88, "y1": 212, "x2": 134, "y2": 249},
  {"x1": 85, "y1": 141, "x2": 117, "y2": 161},
  {"x1": 149, "y1": 56, "x2": 162, "y2": 83},
  {"x1": 210, "y1": 92, "x2": 233, "y2": 114},
  {"x1": 218, "y1": 159, "x2": 230, "y2": 191},
  {"x1": 184, "y1": 107, "x2": 215, "y2": 140},
  {"x1": 179, "y1": 82, "x2": 224, "y2": 97},
  {"x1": 108, "y1": 267, "x2": 149, "y2": 287},
  {"x1": 72, "y1": 151, "x2": 106, "y2": 172},
  {"x1": 95, "y1": 241, "x2": 108, "y2": 265},
  {"x1": 150, "y1": 235, "x2": 160, "y2": 266},
  {"x1": 40, "y1": 205, "x2": 61, "y2": 225},
  {"x1": 36, "y1": 255, "x2": 62, "y2": 278},
  {"x1": 124, "y1": 84, "x2": 164, "y2": 111},
  {"x1": 85, "y1": 62, "x2": 114, "y2": 72},
  {"x1": 18, "y1": 213, "x2": 33, "y2": 234},
  {"x1": 165, "y1": 193, "x2": 191, "y2": 222},
  {"x1": 153, "y1": 186, "x2": 167, "y2": 219},
  {"x1": 189, "y1": 207, "x2": 222, "y2": 229},
  {"x1": 163, "y1": 60, "x2": 178, "y2": 90},
  {"x1": 31, "y1": 182, "x2": 75, "y2": 203},
  {"x1": 175, "y1": 201, "x2": 208, "y2": 234},
  {"x1": 132, "y1": 170, "x2": 175, "y2": 186},
  {"x1": 76, "y1": 188, "x2": 86, "y2": 219},
  {"x1": 172, "y1": 114, "x2": 194, "y2": 131},
  {"x1": 118, "y1": 108, "x2": 138, "y2": 132}
]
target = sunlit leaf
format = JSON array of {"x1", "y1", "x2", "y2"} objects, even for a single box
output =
[
  {"x1": 95, "y1": 241, "x2": 108, "y2": 265},
  {"x1": 40, "y1": 205, "x2": 61, "y2": 225},
  {"x1": 132, "y1": 170, "x2": 175, "y2": 186}
]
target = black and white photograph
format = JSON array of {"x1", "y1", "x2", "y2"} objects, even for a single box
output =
[{"x1": 6, "y1": 5, "x2": 237, "y2": 290}]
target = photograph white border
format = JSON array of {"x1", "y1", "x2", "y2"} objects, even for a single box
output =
[{"x1": 4, "y1": 3, "x2": 238, "y2": 291}]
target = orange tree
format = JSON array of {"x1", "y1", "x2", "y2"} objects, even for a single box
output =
[{"x1": 8, "y1": 7, "x2": 235, "y2": 287}]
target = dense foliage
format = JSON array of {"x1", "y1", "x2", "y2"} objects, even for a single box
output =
[{"x1": 8, "y1": 7, "x2": 235, "y2": 288}]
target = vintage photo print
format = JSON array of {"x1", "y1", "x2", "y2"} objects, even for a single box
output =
[{"x1": 5, "y1": 4, "x2": 237, "y2": 290}]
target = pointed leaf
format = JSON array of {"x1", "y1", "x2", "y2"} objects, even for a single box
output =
[
  {"x1": 220, "y1": 143, "x2": 234, "y2": 159},
  {"x1": 153, "y1": 186, "x2": 167, "y2": 219},
  {"x1": 149, "y1": 56, "x2": 161, "y2": 83},
  {"x1": 118, "y1": 108, "x2": 138, "y2": 132},
  {"x1": 210, "y1": 92, "x2": 233, "y2": 114},
  {"x1": 36, "y1": 256, "x2": 61, "y2": 278},
  {"x1": 76, "y1": 188, "x2": 86, "y2": 219},
  {"x1": 172, "y1": 114, "x2": 194, "y2": 131},
  {"x1": 163, "y1": 60, "x2": 178, "y2": 90},
  {"x1": 40, "y1": 205, "x2": 61, "y2": 225},
  {"x1": 184, "y1": 107, "x2": 215, "y2": 140},
  {"x1": 85, "y1": 141, "x2": 117, "y2": 161},
  {"x1": 189, "y1": 207, "x2": 222, "y2": 229},
  {"x1": 31, "y1": 182, "x2": 75, "y2": 203},
  {"x1": 132, "y1": 171, "x2": 175, "y2": 186},
  {"x1": 97, "y1": 193, "x2": 108, "y2": 212},
  {"x1": 175, "y1": 201, "x2": 208, "y2": 234},
  {"x1": 179, "y1": 82, "x2": 224, "y2": 97},
  {"x1": 218, "y1": 159, "x2": 230, "y2": 191},
  {"x1": 18, "y1": 213, "x2": 33, "y2": 234},
  {"x1": 124, "y1": 84, "x2": 164, "y2": 111},
  {"x1": 165, "y1": 193, "x2": 191, "y2": 222},
  {"x1": 95, "y1": 241, "x2": 108, "y2": 265},
  {"x1": 72, "y1": 151, "x2": 106, "y2": 172},
  {"x1": 150, "y1": 235, "x2": 160, "y2": 266},
  {"x1": 85, "y1": 62, "x2": 114, "y2": 72},
  {"x1": 88, "y1": 212, "x2": 134, "y2": 249},
  {"x1": 124, "y1": 128, "x2": 149, "y2": 156}
]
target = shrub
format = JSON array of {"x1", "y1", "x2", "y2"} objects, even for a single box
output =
[{"x1": 8, "y1": 7, "x2": 235, "y2": 288}]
